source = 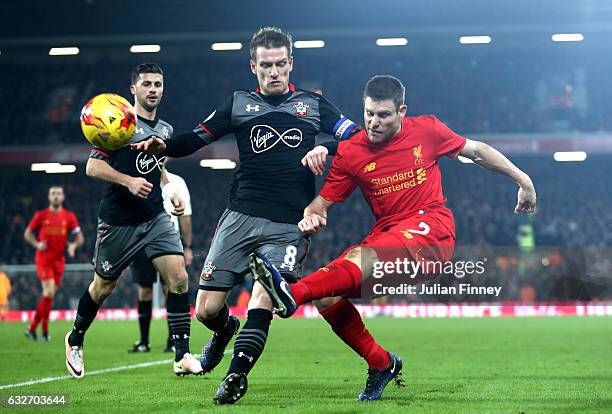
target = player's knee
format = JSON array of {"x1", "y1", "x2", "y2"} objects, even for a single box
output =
[
  {"x1": 167, "y1": 269, "x2": 189, "y2": 294},
  {"x1": 42, "y1": 286, "x2": 56, "y2": 298},
  {"x1": 345, "y1": 246, "x2": 377, "y2": 276},
  {"x1": 195, "y1": 300, "x2": 221, "y2": 322},
  {"x1": 90, "y1": 276, "x2": 117, "y2": 302},
  {"x1": 313, "y1": 296, "x2": 342, "y2": 311},
  {"x1": 138, "y1": 287, "x2": 153, "y2": 301},
  {"x1": 345, "y1": 247, "x2": 362, "y2": 260}
]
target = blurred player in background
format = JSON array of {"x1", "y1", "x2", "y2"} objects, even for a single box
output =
[
  {"x1": 24, "y1": 186, "x2": 83, "y2": 341},
  {"x1": 0, "y1": 265, "x2": 11, "y2": 321},
  {"x1": 254, "y1": 75, "x2": 537, "y2": 400},
  {"x1": 128, "y1": 166, "x2": 193, "y2": 354},
  {"x1": 64, "y1": 63, "x2": 202, "y2": 379}
]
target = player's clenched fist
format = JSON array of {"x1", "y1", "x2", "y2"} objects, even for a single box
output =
[
  {"x1": 127, "y1": 177, "x2": 153, "y2": 199},
  {"x1": 301, "y1": 145, "x2": 329, "y2": 176},
  {"x1": 298, "y1": 213, "x2": 327, "y2": 235},
  {"x1": 515, "y1": 184, "x2": 537, "y2": 214},
  {"x1": 170, "y1": 194, "x2": 185, "y2": 216},
  {"x1": 130, "y1": 136, "x2": 166, "y2": 155}
]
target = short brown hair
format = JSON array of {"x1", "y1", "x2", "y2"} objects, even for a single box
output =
[
  {"x1": 250, "y1": 27, "x2": 292, "y2": 60},
  {"x1": 363, "y1": 75, "x2": 406, "y2": 111},
  {"x1": 131, "y1": 63, "x2": 163, "y2": 85}
]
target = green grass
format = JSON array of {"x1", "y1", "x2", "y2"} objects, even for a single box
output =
[{"x1": 1, "y1": 317, "x2": 611, "y2": 413}]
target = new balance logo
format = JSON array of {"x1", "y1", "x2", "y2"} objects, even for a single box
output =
[{"x1": 246, "y1": 104, "x2": 260, "y2": 112}]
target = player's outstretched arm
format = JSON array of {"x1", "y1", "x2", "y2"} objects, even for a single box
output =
[
  {"x1": 459, "y1": 139, "x2": 536, "y2": 214},
  {"x1": 131, "y1": 132, "x2": 207, "y2": 158},
  {"x1": 298, "y1": 195, "x2": 336, "y2": 235},
  {"x1": 86, "y1": 158, "x2": 153, "y2": 199}
]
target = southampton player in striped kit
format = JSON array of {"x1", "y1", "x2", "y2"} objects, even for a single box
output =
[
  {"x1": 134, "y1": 28, "x2": 398, "y2": 404},
  {"x1": 127, "y1": 167, "x2": 193, "y2": 354},
  {"x1": 64, "y1": 63, "x2": 202, "y2": 378},
  {"x1": 24, "y1": 186, "x2": 84, "y2": 341}
]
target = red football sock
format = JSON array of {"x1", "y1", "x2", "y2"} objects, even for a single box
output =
[
  {"x1": 292, "y1": 259, "x2": 362, "y2": 305},
  {"x1": 320, "y1": 298, "x2": 391, "y2": 370},
  {"x1": 40, "y1": 297, "x2": 53, "y2": 334},
  {"x1": 29, "y1": 299, "x2": 44, "y2": 332}
]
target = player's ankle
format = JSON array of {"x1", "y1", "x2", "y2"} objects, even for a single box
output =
[
  {"x1": 68, "y1": 331, "x2": 84, "y2": 347},
  {"x1": 174, "y1": 339, "x2": 190, "y2": 361}
]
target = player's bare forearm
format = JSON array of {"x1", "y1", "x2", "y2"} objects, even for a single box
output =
[
  {"x1": 73, "y1": 232, "x2": 85, "y2": 248},
  {"x1": 300, "y1": 196, "x2": 335, "y2": 235},
  {"x1": 23, "y1": 228, "x2": 39, "y2": 249},
  {"x1": 460, "y1": 140, "x2": 533, "y2": 189},
  {"x1": 160, "y1": 166, "x2": 170, "y2": 187},
  {"x1": 87, "y1": 158, "x2": 153, "y2": 198},
  {"x1": 178, "y1": 215, "x2": 193, "y2": 247},
  {"x1": 304, "y1": 195, "x2": 336, "y2": 218},
  {"x1": 86, "y1": 158, "x2": 132, "y2": 187},
  {"x1": 460, "y1": 139, "x2": 536, "y2": 213}
]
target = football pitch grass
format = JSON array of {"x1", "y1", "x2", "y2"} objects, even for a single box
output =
[{"x1": 1, "y1": 316, "x2": 611, "y2": 413}]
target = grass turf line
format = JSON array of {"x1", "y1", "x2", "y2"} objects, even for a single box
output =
[{"x1": 0, "y1": 317, "x2": 611, "y2": 413}]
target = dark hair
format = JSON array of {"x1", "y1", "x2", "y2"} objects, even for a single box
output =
[
  {"x1": 250, "y1": 27, "x2": 292, "y2": 60},
  {"x1": 363, "y1": 75, "x2": 406, "y2": 111},
  {"x1": 131, "y1": 63, "x2": 163, "y2": 85}
]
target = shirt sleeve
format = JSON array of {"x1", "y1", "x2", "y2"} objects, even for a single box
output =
[
  {"x1": 319, "y1": 95, "x2": 361, "y2": 141},
  {"x1": 319, "y1": 146, "x2": 357, "y2": 202},
  {"x1": 27, "y1": 211, "x2": 42, "y2": 231},
  {"x1": 432, "y1": 116, "x2": 467, "y2": 159},
  {"x1": 69, "y1": 212, "x2": 81, "y2": 234},
  {"x1": 89, "y1": 146, "x2": 113, "y2": 162},
  {"x1": 193, "y1": 94, "x2": 234, "y2": 144}
]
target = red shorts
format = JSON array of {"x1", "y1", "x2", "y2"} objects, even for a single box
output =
[
  {"x1": 35, "y1": 255, "x2": 65, "y2": 285},
  {"x1": 335, "y1": 209, "x2": 455, "y2": 293}
]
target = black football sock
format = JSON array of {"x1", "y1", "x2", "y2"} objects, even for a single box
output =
[
  {"x1": 198, "y1": 303, "x2": 233, "y2": 334},
  {"x1": 227, "y1": 308, "x2": 272, "y2": 376},
  {"x1": 166, "y1": 292, "x2": 191, "y2": 362},
  {"x1": 166, "y1": 319, "x2": 173, "y2": 347},
  {"x1": 69, "y1": 290, "x2": 100, "y2": 347},
  {"x1": 137, "y1": 300, "x2": 152, "y2": 344}
]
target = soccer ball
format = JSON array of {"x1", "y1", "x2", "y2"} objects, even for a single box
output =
[{"x1": 80, "y1": 93, "x2": 137, "y2": 150}]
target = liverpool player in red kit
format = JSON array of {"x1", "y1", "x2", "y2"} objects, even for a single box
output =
[
  {"x1": 24, "y1": 186, "x2": 84, "y2": 341},
  {"x1": 253, "y1": 75, "x2": 537, "y2": 400}
]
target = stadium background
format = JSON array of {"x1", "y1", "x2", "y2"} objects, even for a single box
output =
[
  {"x1": 0, "y1": 1, "x2": 611, "y2": 412},
  {"x1": 2, "y1": 0, "x2": 611, "y2": 311}
]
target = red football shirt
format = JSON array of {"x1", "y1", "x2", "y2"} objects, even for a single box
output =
[
  {"x1": 320, "y1": 115, "x2": 466, "y2": 232},
  {"x1": 27, "y1": 208, "x2": 80, "y2": 259}
]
